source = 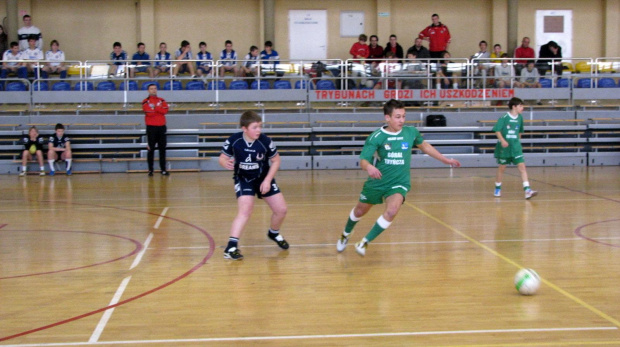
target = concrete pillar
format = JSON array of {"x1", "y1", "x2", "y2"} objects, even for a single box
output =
[
  {"x1": 507, "y1": 0, "x2": 519, "y2": 56},
  {"x1": 7, "y1": 0, "x2": 19, "y2": 43},
  {"x1": 137, "y1": 0, "x2": 155, "y2": 52},
  {"x1": 603, "y1": 0, "x2": 619, "y2": 57},
  {"x1": 491, "y1": 0, "x2": 508, "y2": 53},
  {"x1": 264, "y1": 0, "x2": 275, "y2": 45},
  {"x1": 376, "y1": 0, "x2": 391, "y2": 44}
]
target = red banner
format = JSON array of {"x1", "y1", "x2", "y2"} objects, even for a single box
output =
[{"x1": 312, "y1": 89, "x2": 515, "y2": 101}]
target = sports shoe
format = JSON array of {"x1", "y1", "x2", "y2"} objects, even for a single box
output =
[
  {"x1": 39, "y1": 170, "x2": 46, "y2": 176},
  {"x1": 19, "y1": 171, "x2": 26, "y2": 177},
  {"x1": 49, "y1": 170, "x2": 55, "y2": 176},
  {"x1": 66, "y1": 169, "x2": 72, "y2": 176},
  {"x1": 525, "y1": 189, "x2": 538, "y2": 199},
  {"x1": 494, "y1": 188, "x2": 501, "y2": 197},
  {"x1": 355, "y1": 240, "x2": 367, "y2": 256},
  {"x1": 268, "y1": 232, "x2": 289, "y2": 250},
  {"x1": 223, "y1": 247, "x2": 244, "y2": 260},
  {"x1": 148, "y1": 171, "x2": 153, "y2": 176},
  {"x1": 161, "y1": 170, "x2": 169, "y2": 176},
  {"x1": 336, "y1": 233, "x2": 351, "y2": 252}
]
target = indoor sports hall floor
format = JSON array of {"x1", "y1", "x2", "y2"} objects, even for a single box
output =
[{"x1": 1, "y1": 166, "x2": 619, "y2": 346}]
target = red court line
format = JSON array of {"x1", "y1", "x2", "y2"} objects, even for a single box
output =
[
  {"x1": 574, "y1": 219, "x2": 620, "y2": 248},
  {"x1": 0, "y1": 230, "x2": 142, "y2": 280},
  {"x1": 0, "y1": 204, "x2": 215, "y2": 342}
]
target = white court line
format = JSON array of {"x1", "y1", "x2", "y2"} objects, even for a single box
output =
[
  {"x1": 6, "y1": 326, "x2": 617, "y2": 346},
  {"x1": 153, "y1": 207, "x2": 168, "y2": 229},
  {"x1": 130, "y1": 233, "x2": 153, "y2": 270},
  {"x1": 88, "y1": 276, "x2": 132, "y2": 343}
]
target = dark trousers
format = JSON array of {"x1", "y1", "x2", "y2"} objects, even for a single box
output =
[{"x1": 146, "y1": 125, "x2": 167, "y2": 172}]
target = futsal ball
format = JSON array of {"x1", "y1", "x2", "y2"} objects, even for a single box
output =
[
  {"x1": 514, "y1": 268, "x2": 540, "y2": 295},
  {"x1": 29, "y1": 144, "x2": 37, "y2": 155}
]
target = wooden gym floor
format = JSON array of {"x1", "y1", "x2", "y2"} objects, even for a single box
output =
[{"x1": 0, "y1": 166, "x2": 619, "y2": 346}]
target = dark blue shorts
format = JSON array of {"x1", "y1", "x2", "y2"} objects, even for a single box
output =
[{"x1": 234, "y1": 177, "x2": 281, "y2": 199}]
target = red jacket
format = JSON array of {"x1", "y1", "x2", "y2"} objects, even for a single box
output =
[
  {"x1": 142, "y1": 95, "x2": 169, "y2": 126},
  {"x1": 349, "y1": 42, "x2": 370, "y2": 62},
  {"x1": 418, "y1": 23, "x2": 451, "y2": 52},
  {"x1": 514, "y1": 46, "x2": 535, "y2": 65}
]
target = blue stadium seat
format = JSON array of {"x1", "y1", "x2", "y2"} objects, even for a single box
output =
[
  {"x1": 97, "y1": 81, "x2": 116, "y2": 91},
  {"x1": 229, "y1": 80, "x2": 249, "y2": 90},
  {"x1": 316, "y1": 79, "x2": 336, "y2": 90},
  {"x1": 74, "y1": 81, "x2": 94, "y2": 91},
  {"x1": 186, "y1": 81, "x2": 205, "y2": 90},
  {"x1": 295, "y1": 80, "x2": 313, "y2": 90},
  {"x1": 251, "y1": 80, "x2": 270, "y2": 90},
  {"x1": 576, "y1": 78, "x2": 592, "y2": 88},
  {"x1": 163, "y1": 80, "x2": 182, "y2": 90},
  {"x1": 207, "y1": 80, "x2": 226, "y2": 90},
  {"x1": 52, "y1": 82, "x2": 71, "y2": 91},
  {"x1": 120, "y1": 81, "x2": 138, "y2": 91},
  {"x1": 141, "y1": 81, "x2": 161, "y2": 90},
  {"x1": 6, "y1": 82, "x2": 27, "y2": 91},
  {"x1": 539, "y1": 78, "x2": 552, "y2": 88},
  {"x1": 274, "y1": 80, "x2": 292, "y2": 89},
  {"x1": 32, "y1": 81, "x2": 49, "y2": 91},
  {"x1": 597, "y1": 78, "x2": 616, "y2": 88},
  {"x1": 556, "y1": 78, "x2": 570, "y2": 88}
]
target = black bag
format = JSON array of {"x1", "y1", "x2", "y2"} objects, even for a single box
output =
[{"x1": 426, "y1": 114, "x2": 446, "y2": 127}]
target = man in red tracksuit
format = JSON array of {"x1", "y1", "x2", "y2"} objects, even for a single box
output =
[
  {"x1": 418, "y1": 13, "x2": 451, "y2": 60},
  {"x1": 142, "y1": 83, "x2": 169, "y2": 176}
]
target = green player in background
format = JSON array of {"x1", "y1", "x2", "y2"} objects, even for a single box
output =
[
  {"x1": 336, "y1": 99, "x2": 461, "y2": 256},
  {"x1": 493, "y1": 97, "x2": 538, "y2": 199}
]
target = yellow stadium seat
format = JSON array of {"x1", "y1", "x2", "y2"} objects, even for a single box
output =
[
  {"x1": 561, "y1": 62, "x2": 574, "y2": 73},
  {"x1": 575, "y1": 61, "x2": 595, "y2": 73}
]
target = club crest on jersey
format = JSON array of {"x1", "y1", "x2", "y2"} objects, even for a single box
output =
[
  {"x1": 384, "y1": 143, "x2": 391, "y2": 150},
  {"x1": 507, "y1": 125, "x2": 511, "y2": 129},
  {"x1": 256, "y1": 153, "x2": 264, "y2": 161},
  {"x1": 401, "y1": 142, "x2": 409, "y2": 150}
]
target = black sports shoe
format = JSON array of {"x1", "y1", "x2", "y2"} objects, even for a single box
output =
[
  {"x1": 224, "y1": 247, "x2": 244, "y2": 260},
  {"x1": 148, "y1": 171, "x2": 153, "y2": 176},
  {"x1": 268, "y1": 232, "x2": 289, "y2": 250},
  {"x1": 161, "y1": 170, "x2": 169, "y2": 176}
]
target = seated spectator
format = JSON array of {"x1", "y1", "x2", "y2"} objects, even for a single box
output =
[
  {"x1": 494, "y1": 53, "x2": 521, "y2": 88},
  {"x1": 219, "y1": 40, "x2": 238, "y2": 77},
  {"x1": 406, "y1": 37, "x2": 431, "y2": 60},
  {"x1": 151, "y1": 42, "x2": 170, "y2": 78},
  {"x1": 108, "y1": 41, "x2": 127, "y2": 77},
  {"x1": 240, "y1": 45, "x2": 259, "y2": 82},
  {"x1": 19, "y1": 126, "x2": 46, "y2": 177},
  {"x1": 1, "y1": 42, "x2": 27, "y2": 86},
  {"x1": 537, "y1": 40, "x2": 563, "y2": 76},
  {"x1": 47, "y1": 123, "x2": 72, "y2": 176},
  {"x1": 367, "y1": 35, "x2": 383, "y2": 62},
  {"x1": 196, "y1": 41, "x2": 213, "y2": 78},
  {"x1": 401, "y1": 52, "x2": 427, "y2": 90},
  {"x1": 520, "y1": 60, "x2": 541, "y2": 88},
  {"x1": 373, "y1": 51, "x2": 402, "y2": 90},
  {"x1": 18, "y1": 14, "x2": 42, "y2": 51},
  {"x1": 260, "y1": 40, "x2": 282, "y2": 77},
  {"x1": 514, "y1": 37, "x2": 535, "y2": 75},
  {"x1": 22, "y1": 35, "x2": 43, "y2": 79},
  {"x1": 383, "y1": 34, "x2": 404, "y2": 62},
  {"x1": 435, "y1": 51, "x2": 455, "y2": 89},
  {"x1": 349, "y1": 34, "x2": 370, "y2": 84},
  {"x1": 0, "y1": 25, "x2": 8, "y2": 57},
  {"x1": 129, "y1": 42, "x2": 152, "y2": 78},
  {"x1": 41, "y1": 40, "x2": 67, "y2": 79},
  {"x1": 490, "y1": 44, "x2": 504, "y2": 63},
  {"x1": 471, "y1": 40, "x2": 491, "y2": 88},
  {"x1": 172, "y1": 40, "x2": 196, "y2": 78}
]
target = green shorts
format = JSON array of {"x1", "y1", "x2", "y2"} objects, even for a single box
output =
[
  {"x1": 358, "y1": 183, "x2": 408, "y2": 205},
  {"x1": 496, "y1": 155, "x2": 525, "y2": 165}
]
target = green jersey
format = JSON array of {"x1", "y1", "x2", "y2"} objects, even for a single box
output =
[
  {"x1": 493, "y1": 112, "x2": 524, "y2": 159},
  {"x1": 359, "y1": 126, "x2": 424, "y2": 192}
]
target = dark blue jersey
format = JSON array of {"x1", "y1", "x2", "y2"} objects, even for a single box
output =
[
  {"x1": 221, "y1": 132, "x2": 277, "y2": 181},
  {"x1": 49, "y1": 134, "x2": 70, "y2": 149},
  {"x1": 22, "y1": 135, "x2": 45, "y2": 151}
]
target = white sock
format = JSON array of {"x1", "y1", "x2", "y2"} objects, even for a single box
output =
[
  {"x1": 377, "y1": 215, "x2": 392, "y2": 229},
  {"x1": 48, "y1": 160, "x2": 55, "y2": 171},
  {"x1": 39, "y1": 166, "x2": 45, "y2": 171},
  {"x1": 66, "y1": 159, "x2": 72, "y2": 170},
  {"x1": 495, "y1": 182, "x2": 502, "y2": 188},
  {"x1": 523, "y1": 181, "x2": 530, "y2": 189},
  {"x1": 349, "y1": 208, "x2": 361, "y2": 222},
  {"x1": 22, "y1": 166, "x2": 27, "y2": 172}
]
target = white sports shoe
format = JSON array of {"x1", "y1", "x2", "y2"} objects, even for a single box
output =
[
  {"x1": 336, "y1": 233, "x2": 351, "y2": 252},
  {"x1": 355, "y1": 240, "x2": 367, "y2": 256},
  {"x1": 525, "y1": 189, "x2": 538, "y2": 199}
]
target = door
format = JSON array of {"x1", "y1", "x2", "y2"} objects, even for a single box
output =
[{"x1": 289, "y1": 10, "x2": 327, "y2": 60}]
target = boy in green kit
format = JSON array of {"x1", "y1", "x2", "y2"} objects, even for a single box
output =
[{"x1": 493, "y1": 97, "x2": 538, "y2": 199}]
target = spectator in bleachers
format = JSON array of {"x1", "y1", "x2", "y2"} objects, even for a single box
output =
[
  {"x1": 349, "y1": 34, "x2": 369, "y2": 62},
  {"x1": 434, "y1": 51, "x2": 455, "y2": 89},
  {"x1": 151, "y1": 42, "x2": 171, "y2": 78},
  {"x1": 47, "y1": 123, "x2": 72, "y2": 176},
  {"x1": 520, "y1": 60, "x2": 541, "y2": 88},
  {"x1": 108, "y1": 42, "x2": 127, "y2": 77},
  {"x1": 196, "y1": 41, "x2": 213, "y2": 79},
  {"x1": 382, "y1": 35, "x2": 403, "y2": 62},
  {"x1": 19, "y1": 126, "x2": 46, "y2": 177},
  {"x1": 260, "y1": 40, "x2": 282, "y2": 77},
  {"x1": 0, "y1": 25, "x2": 8, "y2": 59},
  {"x1": 41, "y1": 40, "x2": 67, "y2": 79},
  {"x1": 472, "y1": 40, "x2": 491, "y2": 88},
  {"x1": 368, "y1": 35, "x2": 383, "y2": 60},
  {"x1": 373, "y1": 51, "x2": 401, "y2": 90},
  {"x1": 418, "y1": 14, "x2": 451, "y2": 60},
  {"x1": 18, "y1": 15, "x2": 42, "y2": 51},
  {"x1": 490, "y1": 44, "x2": 504, "y2": 63},
  {"x1": 219, "y1": 40, "x2": 239, "y2": 78},
  {"x1": 401, "y1": 52, "x2": 426, "y2": 90},
  {"x1": 172, "y1": 40, "x2": 196, "y2": 78},
  {"x1": 142, "y1": 83, "x2": 169, "y2": 176},
  {"x1": 241, "y1": 45, "x2": 260, "y2": 84},
  {"x1": 494, "y1": 53, "x2": 521, "y2": 88},
  {"x1": 537, "y1": 40, "x2": 563, "y2": 76},
  {"x1": 129, "y1": 42, "x2": 152, "y2": 78},
  {"x1": 1, "y1": 42, "x2": 27, "y2": 86},
  {"x1": 514, "y1": 37, "x2": 535, "y2": 75},
  {"x1": 22, "y1": 35, "x2": 44, "y2": 79},
  {"x1": 406, "y1": 37, "x2": 431, "y2": 60}
]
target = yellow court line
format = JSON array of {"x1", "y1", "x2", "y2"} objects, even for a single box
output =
[{"x1": 404, "y1": 201, "x2": 620, "y2": 328}]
